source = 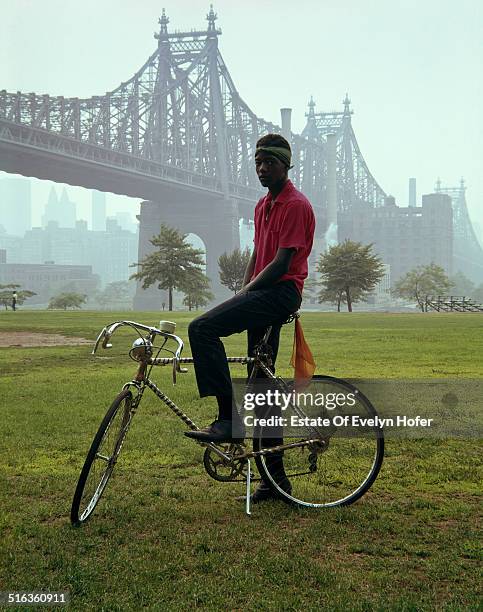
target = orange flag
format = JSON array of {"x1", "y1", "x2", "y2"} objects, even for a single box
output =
[{"x1": 290, "y1": 318, "x2": 316, "y2": 389}]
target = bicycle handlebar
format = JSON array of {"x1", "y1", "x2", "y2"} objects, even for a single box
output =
[{"x1": 92, "y1": 320, "x2": 187, "y2": 384}]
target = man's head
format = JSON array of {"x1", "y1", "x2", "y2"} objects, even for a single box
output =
[{"x1": 255, "y1": 134, "x2": 291, "y2": 189}]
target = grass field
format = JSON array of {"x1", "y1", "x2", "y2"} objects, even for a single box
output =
[{"x1": 0, "y1": 310, "x2": 481, "y2": 611}]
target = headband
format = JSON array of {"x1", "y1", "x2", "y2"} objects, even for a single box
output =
[{"x1": 255, "y1": 146, "x2": 292, "y2": 169}]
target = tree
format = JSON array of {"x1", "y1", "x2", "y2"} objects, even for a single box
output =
[
  {"x1": 181, "y1": 269, "x2": 214, "y2": 311},
  {"x1": 130, "y1": 224, "x2": 206, "y2": 311},
  {"x1": 0, "y1": 284, "x2": 37, "y2": 310},
  {"x1": 301, "y1": 276, "x2": 320, "y2": 308},
  {"x1": 449, "y1": 271, "x2": 475, "y2": 296},
  {"x1": 392, "y1": 263, "x2": 453, "y2": 312},
  {"x1": 218, "y1": 248, "x2": 252, "y2": 293},
  {"x1": 95, "y1": 280, "x2": 135, "y2": 310},
  {"x1": 48, "y1": 292, "x2": 86, "y2": 310},
  {"x1": 317, "y1": 240, "x2": 384, "y2": 312},
  {"x1": 473, "y1": 284, "x2": 483, "y2": 303}
]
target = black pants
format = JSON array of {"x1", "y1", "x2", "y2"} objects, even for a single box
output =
[{"x1": 188, "y1": 281, "x2": 302, "y2": 398}]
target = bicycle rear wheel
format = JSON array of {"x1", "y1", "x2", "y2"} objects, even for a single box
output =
[
  {"x1": 253, "y1": 375, "x2": 384, "y2": 508},
  {"x1": 71, "y1": 389, "x2": 134, "y2": 526}
]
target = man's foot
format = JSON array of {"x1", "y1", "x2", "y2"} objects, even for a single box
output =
[
  {"x1": 237, "y1": 478, "x2": 292, "y2": 504},
  {"x1": 184, "y1": 419, "x2": 245, "y2": 443}
]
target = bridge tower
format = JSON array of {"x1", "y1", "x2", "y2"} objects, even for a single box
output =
[
  {"x1": 133, "y1": 7, "x2": 240, "y2": 309},
  {"x1": 435, "y1": 178, "x2": 483, "y2": 283}
]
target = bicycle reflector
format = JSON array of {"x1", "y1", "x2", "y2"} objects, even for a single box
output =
[
  {"x1": 159, "y1": 321, "x2": 176, "y2": 334},
  {"x1": 130, "y1": 338, "x2": 153, "y2": 361}
]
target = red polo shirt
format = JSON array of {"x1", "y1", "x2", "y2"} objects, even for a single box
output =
[{"x1": 252, "y1": 180, "x2": 315, "y2": 294}]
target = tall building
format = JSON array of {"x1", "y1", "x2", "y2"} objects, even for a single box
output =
[
  {"x1": 42, "y1": 187, "x2": 60, "y2": 227},
  {"x1": 114, "y1": 212, "x2": 137, "y2": 233},
  {"x1": 0, "y1": 177, "x2": 32, "y2": 236},
  {"x1": 100, "y1": 218, "x2": 138, "y2": 283},
  {"x1": 42, "y1": 185, "x2": 76, "y2": 228},
  {"x1": 0, "y1": 229, "x2": 23, "y2": 262},
  {"x1": 338, "y1": 193, "x2": 453, "y2": 283},
  {"x1": 408, "y1": 178, "x2": 417, "y2": 207},
  {"x1": 59, "y1": 187, "x2": 76, "y2": 227},
  {"x1": 21, "y1": 218, "x2": 138, "y2": 285},
  {"x1": 92, "y1": 190, "x2": 106, "y2": 231}
]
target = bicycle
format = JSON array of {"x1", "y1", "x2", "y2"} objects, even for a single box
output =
[{"x1": 70, "y1": 316, "x2": 384, "y2": 526}]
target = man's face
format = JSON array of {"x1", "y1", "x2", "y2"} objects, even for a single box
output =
[{"x1": 255, "y1": 151, "x2": 287, "y2": 188}]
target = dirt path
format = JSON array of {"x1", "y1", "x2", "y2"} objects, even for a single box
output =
[{"x1": 0, "y1": 331, "x2": 92, "y2": 347}]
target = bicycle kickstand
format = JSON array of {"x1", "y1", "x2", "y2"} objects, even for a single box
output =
[{"x1": 245, "y1": 458, "x2": 252, "y2": 516}]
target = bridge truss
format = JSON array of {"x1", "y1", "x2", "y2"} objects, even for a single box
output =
[{"x1": 0, "y1": 7, "x2": 384, "y2": 223}]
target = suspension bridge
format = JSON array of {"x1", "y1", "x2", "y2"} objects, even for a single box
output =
[{"x1": 0, "y1": 7, "x2": 481, "y2": 307}]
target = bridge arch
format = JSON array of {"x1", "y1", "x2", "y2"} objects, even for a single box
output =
[{"x1": 133, "y1": 196, "x2": 239, "y2": 310}]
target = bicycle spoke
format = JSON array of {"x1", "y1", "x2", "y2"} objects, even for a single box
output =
[
  {"x1": 71, "y1": 390, "x2": 134, "y2": 526},
  {"x1": 254, "y1": 376, "x2": 384, "y2": 508}
]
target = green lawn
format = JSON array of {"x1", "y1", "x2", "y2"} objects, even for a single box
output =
[{"x1": 0, "y1": 311, "x2": 481, "y2": 611}]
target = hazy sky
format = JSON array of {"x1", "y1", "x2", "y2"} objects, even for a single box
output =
[{"x1": 0, "y1": 0, "x2": 482, "y2": 238}]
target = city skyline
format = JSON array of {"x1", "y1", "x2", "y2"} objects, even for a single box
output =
[{"x1": 0, "y1": 176, "x2": 138, "y2": 234}]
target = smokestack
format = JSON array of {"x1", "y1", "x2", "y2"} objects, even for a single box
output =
[
  {"x1": 280, "y1": 108, "x2": 292, "y2": 142},
  {"x1": 409, "y1": 178, "x2": 416, "y2": 207},
  {"x1": 326, "y1": 133, "x2": 337, "y2": 227}
]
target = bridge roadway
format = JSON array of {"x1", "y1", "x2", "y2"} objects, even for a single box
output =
[
  {"x1": 0, "y1": 117, "x2": 264, "y2": 308},
  {"x1": 0, "y1": 118, "x2": 260, "y2": 218}
]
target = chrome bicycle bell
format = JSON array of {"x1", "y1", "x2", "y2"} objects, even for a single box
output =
[
  {"x1": 131, "y1": 337, "x2": 153, "y2": 361},
  {"x1": 159, "y1": 320, "x2": 176, "y2": 334}
]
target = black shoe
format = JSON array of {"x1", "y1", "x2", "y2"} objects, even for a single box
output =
[
  {"x1": 184, "y1": 419, "x2": 245, "y2": 443},
  {"x1": 237, "y1": 479, "x2": 292, "y2": 504}
]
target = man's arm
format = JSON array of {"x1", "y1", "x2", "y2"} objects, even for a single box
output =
[
  {"x1": 241, "y1": 247, "x2": 295, "y2": 293},
  {"x1": 241, "y1": 248, "x2": 257, "y2": 289}
]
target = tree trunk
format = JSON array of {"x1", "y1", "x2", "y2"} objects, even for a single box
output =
[
  {"x1": 168, "y1": 287, "x2": 173, "y2": 311},
  {"x1": 337, "y1": 293, "x2": 341, "y2": 312},
  {"x1": 346, "y1": 287, "x2": 352, "y2": 312}
]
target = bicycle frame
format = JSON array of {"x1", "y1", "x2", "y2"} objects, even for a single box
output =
[{"x1": 93, "y1": 320, "x2": 327, "y2": 466}]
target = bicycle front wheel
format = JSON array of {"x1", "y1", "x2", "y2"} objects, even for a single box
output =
[
  {"x1": 253, "y1": 375, "x2": 384, "y2": 508},
  {"x1": 71, "y1": 389, "x2": 134, "y2": 526}
]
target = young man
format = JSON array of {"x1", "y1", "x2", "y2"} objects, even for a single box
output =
[{"x1": 186, "y1": 133, "x2": 315, "y2": 501}]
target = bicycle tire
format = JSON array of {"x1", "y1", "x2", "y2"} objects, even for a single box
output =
[
  {"x1": 70, "y1": 389, "x2": 133, "y2": 526},
  {"x1": 253, "y1": 375, "x2": 384, "y2": 508}
]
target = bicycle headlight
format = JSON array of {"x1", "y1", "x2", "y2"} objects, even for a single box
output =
[{"x1": 130, "y1": 338, "x2": 153, "y2": 361}]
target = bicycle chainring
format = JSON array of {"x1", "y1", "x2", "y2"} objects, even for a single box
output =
[{"x1": 203, "y1": 443, "x2": 248, "y2": 482}]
